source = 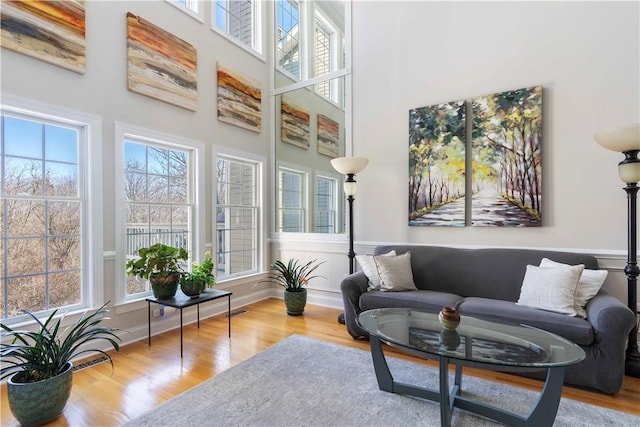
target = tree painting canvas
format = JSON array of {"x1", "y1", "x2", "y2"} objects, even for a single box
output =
[
  {"x1": 217, "y1": 63, "x2": 262, "y2": 132},
  {"x1": 409, "y1": 100, "x2": 466, "y2": 226},
  {"x1": 471, "y1": 86, "x2": 542, "y2": 226},
  {"x1": 0, "y1": 0, "x2": 86, "y2": 73},
  {"x1": 317, "y1": 114, "x2": 340, "y2": 158},
  {"x1": 127, "y1": 12, "x2": 198, "y2": 111},
  {"x1": 281, "y1": 97, "x2": 310, "y2": 149}
]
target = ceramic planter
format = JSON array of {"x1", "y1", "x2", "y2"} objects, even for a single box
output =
[
  {"x1": 8, "y1": 362, "x2": 73, "y2": 425},
  {"x1": 181, "y1": 279, "x2": 205, "y2": 297},
  {"x1": 150, "y1": 272, "x2": 180, "y2": 299},
  {"x1": 284, "y1": 288, "x2": 307, "y2": 315}
]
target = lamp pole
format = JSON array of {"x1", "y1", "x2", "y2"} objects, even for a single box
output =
[
  {"x1": 346, "y1": 174, "x2": 356, "y2": 274},
  {"x1": 623, "y1": 151, "x2": 640, "y2": 377}
]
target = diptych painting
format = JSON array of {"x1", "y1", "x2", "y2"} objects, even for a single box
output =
[
  {"x1": 317, "y1": 114, "x2": 339, "y2": 158},
  {"x1": 281, "y1": 97, "x2": 310, "y2": 149},
  {"x1": 471, "y1": 86, "x2": 542, "y2": 227},
  {"x1": 217, "y1": 63, "x2": 262, "y2": 132},
  {"x1": 0, "y1": 0, "x2": 86, "y2": 73},
  {"x1": 127, "y1": 12, "x2": 198, "y2": 111},
  {"x1": 408, "y1": 100, "x2": 466, "y2": 226}
]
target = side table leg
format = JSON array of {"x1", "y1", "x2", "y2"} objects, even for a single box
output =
[
  {"x1": 180, "y1": 308, "x2": 183, "y2": 358},
  {"x1": 147, "y1": 301, "x2": 151, "y2": 347},
  {"x1": 197, "y1": 304, "x2": 200, "y2": 328},
  {"x1": 228, "y1": 294, "x2": 231, "y2": 337}
]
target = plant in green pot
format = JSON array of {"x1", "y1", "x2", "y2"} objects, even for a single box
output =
[
  {"x1": 126, "y1": 243, "x2": 188, "y2": 299},
  {"x1": 0, "y1": 303, "x2": 121, "y2": 425},
  {"x1": 258, "y1": 259, "x2": 324, "y2": 315},
  {"x1": 180, "y1": 250, "x2": 216, "y2": 297}
]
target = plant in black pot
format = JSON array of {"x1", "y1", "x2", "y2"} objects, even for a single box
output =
[
  {"x1": 180, "y1": 250, "x2": 216, "y2": 297},
  {"x1": 0, "y1": 303, "x2": 121, "y2": 425},
  {"x1": 258, "y1": 259, "x2": 324, "y2": 315},
  {"x1": 126, "y1": 243, "x2": 188, "y2": 299}
]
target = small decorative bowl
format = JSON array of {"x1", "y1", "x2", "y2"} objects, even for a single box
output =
[{"x1": 438, "y1": 306, "x2": 461, "y2": 330}]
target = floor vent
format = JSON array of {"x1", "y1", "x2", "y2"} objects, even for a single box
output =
[
  {"x1": 227, "y1": 309, "x2": 247, "y2": 318},
  {"x1": 73, "y1": 356, "x2": 109, "y2": 372}
]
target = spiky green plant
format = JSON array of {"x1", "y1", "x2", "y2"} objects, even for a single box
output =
[
  {"x1": 259, "y1": 259, "x2": 325, "y2": 292},
  {"x1": 0, "y1": 303, "x2": 121, "y2": 383}
]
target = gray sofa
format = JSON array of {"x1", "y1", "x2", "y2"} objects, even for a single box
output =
[{"x1": 340, "y1": 245, "x2": 636, "y2": 394}]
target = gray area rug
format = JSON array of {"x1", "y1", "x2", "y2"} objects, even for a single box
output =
[{"x1": 125, "y1": 335, "x2": 639, "y2": 426}]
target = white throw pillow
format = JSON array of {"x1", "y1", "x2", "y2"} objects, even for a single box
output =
[
  {"x1": 516, "y1": 264, "x2": 584, "y2": 316},
  {"x1": 374, "y1": 251, "x2": 417, "y2": 292},
  {"x1": 540, "y1": 258, "x2": 608, "y2": 318},
  {"x1": 356, "y1": 250, "x2": 396, "y2": 290}
]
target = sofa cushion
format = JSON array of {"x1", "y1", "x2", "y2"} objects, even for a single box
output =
[
  {"x1": 356, "y1": 250, "x2": 396, "y2": 291},
  {"x1": 516, "y1": 264, "x2": 584, "y2": 316},
  {"x1": 373, "y1": 245, "x2": 599, "y2": 302},
  {"x1": 459, "y1": 297, "x2": 594, "y2": 346},
  {"x1": 374, "y1": 252, "x2": 417, "y2": 292},
  {"x1": 360, "y1": 290, "x2": 463, "y2": 313},
  {"x1": 540, "y1": 258, "x2": 608, "y2": 318}
]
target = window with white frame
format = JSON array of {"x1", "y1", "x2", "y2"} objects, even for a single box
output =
[
  {"x1": 314, "y1": 16, "x2": 334, "y2": 99},
  {"x1": 167, "y1": 0, "x2": 204, "y2": 21},
  {"x1": 314, "y1": 175, "x2": 337, "y2": 233},
  {"x1": 121, "y1": 132, "x2": 195, "y2": 300},
  {"x1": 1, "y1": 101, "x2": 101, "y2": 321},
  {"x1": 216, "y1": 155, "x2": 260, "y2": 279},
  {"x1": 278, "y1": 167, "x2": 306, "y2": 232},
  {"x1": 214, "y1": 0, "x2": 262, "y2": 55},
  {"x1": 276, "y1": 0, "x2": 301, "y2": 79}
]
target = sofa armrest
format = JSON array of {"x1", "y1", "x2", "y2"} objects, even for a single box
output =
[
  {"x1": 586, "y1": 291, "x2": 635, "y2": 336},
  {"x1": 579, "y1": 290, "x2": 636, "y2": 392},
  {"x1": 340, "y1": 271, "x2": 370, "y2": 339}
]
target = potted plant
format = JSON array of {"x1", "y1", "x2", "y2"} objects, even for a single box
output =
[
  {"x1": 258, "y1": 259, "x2": 324, "y2": 315},
  {"x1": 0, "y1": 303, "x2": 121, "y2": 425},
  {"x1": 126, "y1": 243, "x2": 188, "y2": 299},
  {"x1": 180, "y1": 250, "x2": 216, "y2": 297}
]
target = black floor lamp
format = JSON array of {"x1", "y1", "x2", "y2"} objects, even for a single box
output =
[
  {"x1": 331, "y1": 157, "x2": 369, "y2": 324},
  {"x1": 594, "y1": 123, "x2": 640, "y2": 377}
]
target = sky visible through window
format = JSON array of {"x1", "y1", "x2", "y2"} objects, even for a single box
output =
[{"x1": 278, "y1": 0, "x2": 298, "y2": 33}]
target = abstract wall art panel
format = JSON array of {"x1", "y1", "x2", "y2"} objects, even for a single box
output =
[
  {"x1": 217, "y1": 63, "x2": 262, "y2": 132},
  {"x1": 127, "y1": 12, "x2": 197, "y2": 111},
  {"x1": 281, "y1": 97, "x2": 310, "y2": 149},
  {"x1": 0, "y1": 0, "x2": 86, "y2": 73},
  {"x1": 471, "y1": 85, "x2": 542, "y2": 227},
  {"x1": 317, "y1": 114, "x2": 339, "y2": 158},
  {"x1": 408, "y1": 100, "x2": 466, "y2": 226}
]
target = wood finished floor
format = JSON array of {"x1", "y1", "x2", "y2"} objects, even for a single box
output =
[{"x1": 1, "y1": 298, "x2": 639, "y2": 426}]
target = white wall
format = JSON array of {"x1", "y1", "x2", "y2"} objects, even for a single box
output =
[
  {"x1": 350, "y1": 1, "x2": 639, "y2": 303},
  {"x1": 1, "y1": 1, "x2": 272, "y2": 340}
]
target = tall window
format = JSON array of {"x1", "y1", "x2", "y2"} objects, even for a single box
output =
[
  {"x1": 214, "y1": 0, "x2": 262, "y2": 55},
  {"x1": 216, "y1": 155, "x2": 260, "y2": 279},
  {"x1": 278, "y1": 168, "x2": 306, "y2": 232},
  {"x1": 314, "y1": 175, "x2": 336, "y2": 233},
  {"x1": 277, "y1": 0, "x2": 301, "y2": 79},
  {"x1": 1, "y1": 101, "x2": 101, "y2": 321},
  {"x1": 120, "y1": 131, "x2": 195, "y2": 300},
  {"x1": 314, "y1": 17, "x2": 334, "y2": 99}
]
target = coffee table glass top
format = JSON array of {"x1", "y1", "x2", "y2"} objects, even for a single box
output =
[{"x1": 357, "y1": 308, "x2": 585, "y2": 368}]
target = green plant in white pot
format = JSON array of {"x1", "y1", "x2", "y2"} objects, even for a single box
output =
[
  {"x1": 0, "y1": 303, "x2": 121, "y2": 425},
  {"x1": 258, "y1": 259, "x2": 324, "y2": 315},
  {"x1": 126, "y1": 243, "x2": 188, "y2": 299}
]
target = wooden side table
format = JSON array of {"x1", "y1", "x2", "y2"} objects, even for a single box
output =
[{"x1": 146, "y1": 288, "x2": 232, "y2": 357}]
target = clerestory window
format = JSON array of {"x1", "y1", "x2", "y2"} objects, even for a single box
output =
[{"x1": 213, "y1": 0, "x2": 262, "y2": 55}]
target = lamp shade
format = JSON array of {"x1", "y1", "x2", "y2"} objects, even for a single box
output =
[
  {"x1": 594, "y1": 123, "x2": 640, "y2": 152},
  {"x1": 331, "y1": 157, "x2": 369, "y2": 175}
]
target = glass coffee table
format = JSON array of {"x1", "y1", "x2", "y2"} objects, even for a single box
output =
[{"x1": 357, "y1": 308, "x2": 585, "y2": 427}]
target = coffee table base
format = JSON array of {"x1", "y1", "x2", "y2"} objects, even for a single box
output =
[{"x1": 370, "y1": 336, "x2": 564, "y2": 427}]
